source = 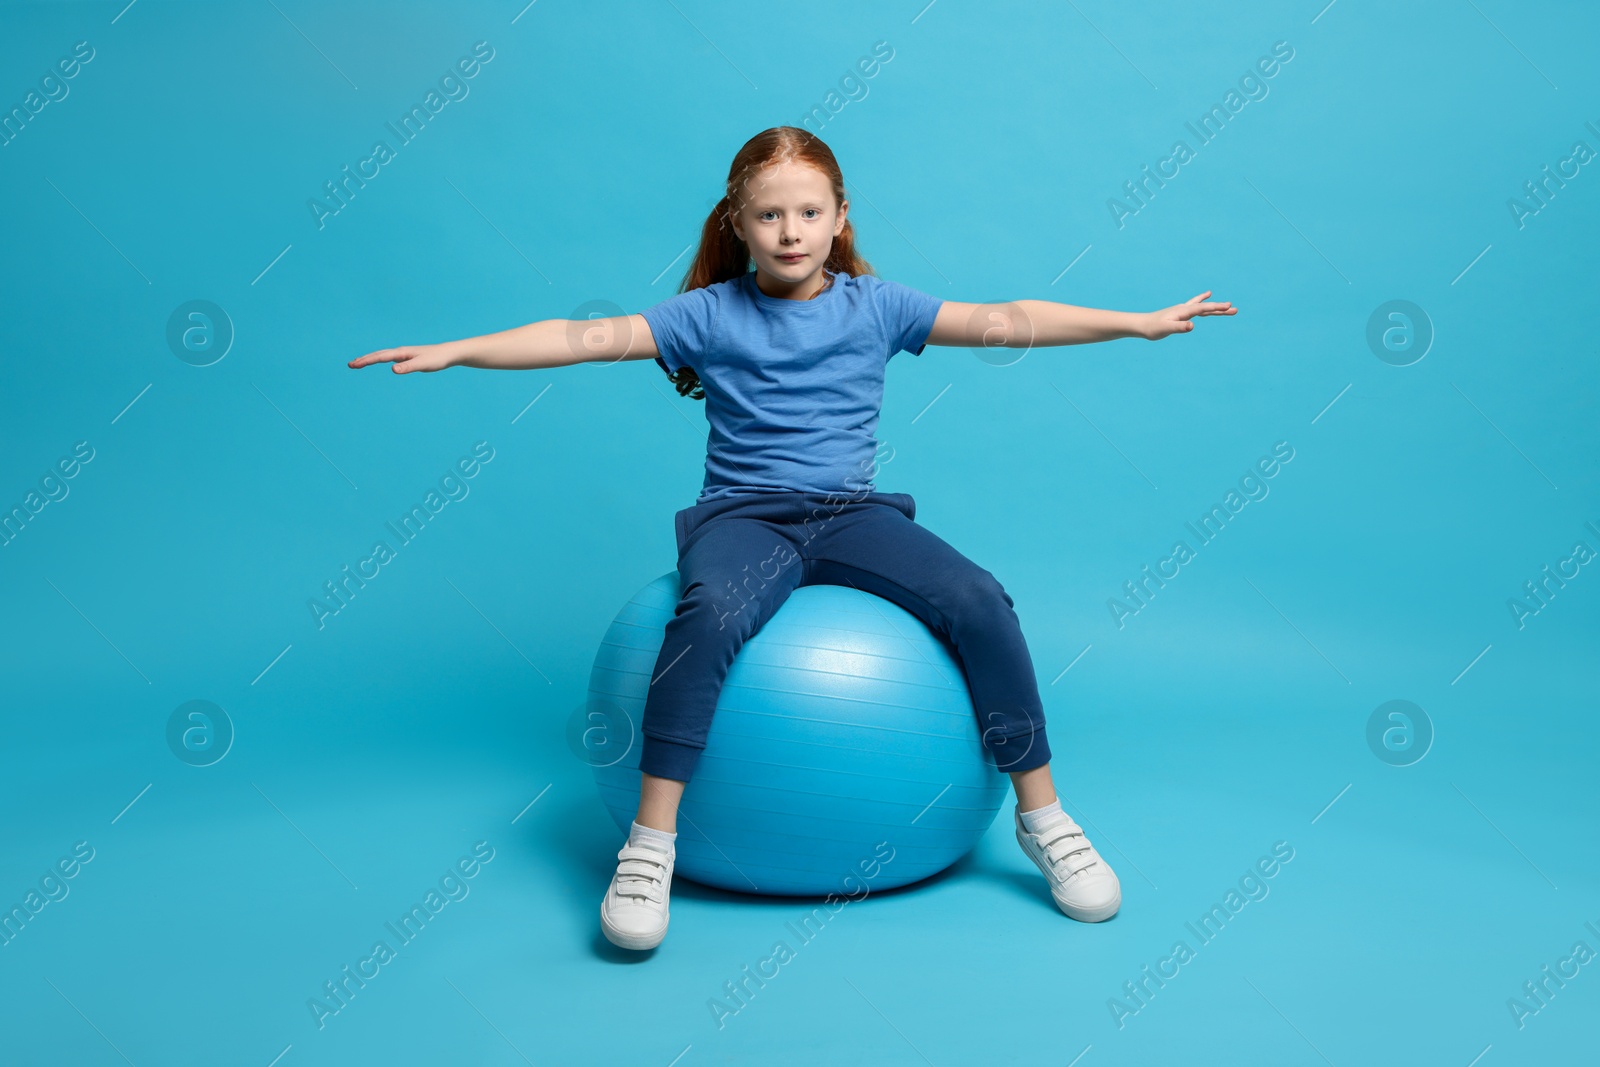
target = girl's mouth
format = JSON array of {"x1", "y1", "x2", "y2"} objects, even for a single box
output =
[{"x1": 777, "y1": 253, "x2": 806, "y2": 262}]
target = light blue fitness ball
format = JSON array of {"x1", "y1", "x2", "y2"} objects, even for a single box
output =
[{"x1": 586, "y1": 571, "x2": 1009, "y2": 896}]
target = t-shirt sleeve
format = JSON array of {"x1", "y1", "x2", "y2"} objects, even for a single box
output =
[
  {"x1": 870, "y1": 277, "x2": 944, "y2": 358},
  {"x1": 639, "y1": 285, "x2": 720, "y2": 376}
]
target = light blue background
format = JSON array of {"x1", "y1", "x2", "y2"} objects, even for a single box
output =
[{"x1": 1, "y1": 1, "x2": 1596, "y2": 1064}]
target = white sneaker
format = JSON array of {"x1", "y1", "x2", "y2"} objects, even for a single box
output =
[
  {"x1": 600, "y1": 842, "x2": 674, "y2": 950},
  {"x1": 1014, "y1": 805, "x2": 1121, "y2": 922}
]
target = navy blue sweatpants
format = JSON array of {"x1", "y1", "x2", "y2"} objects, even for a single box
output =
[{"x1": 637, "y1": 489, "x2": 1054, "y2": 782}]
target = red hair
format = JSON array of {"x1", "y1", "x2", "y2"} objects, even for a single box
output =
[{"x1": 663, "y1": 126, "x2": 875, "y2": 400}]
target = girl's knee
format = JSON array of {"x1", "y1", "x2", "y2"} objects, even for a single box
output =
[
  {"x1": 949, "y1": 569, "x2": 1014, "y2": 617},
  {"x1": 677, "y1": 579, "x2": 762, "y2": 637}
]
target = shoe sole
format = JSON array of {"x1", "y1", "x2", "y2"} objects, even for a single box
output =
[
  {"x1": 1016, "y1": 828, "x2": 1121, "y2": 922},
  {"x1": 600, "y1": 902, "x2": 668, "y2": 951}
]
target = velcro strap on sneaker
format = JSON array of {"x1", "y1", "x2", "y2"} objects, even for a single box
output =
[
  {"x1": 1040, "y1": 829, "x2": 1094, "y2": 868},
  {"x1": 618, "y1": 844, "x2": 672, "y2": 865},
  {"x1": 614, "y1": 845, "x2": 671, "y2": 900},
  {"x1": 617, "y1": 857, "x2": 666, "y2": 879}
]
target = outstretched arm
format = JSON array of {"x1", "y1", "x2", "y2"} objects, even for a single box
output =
[
  {"x1": 348, "y1": 315, "x2": 660, "y2": 373},
  {"x1": 924, "y1": 292, "x2": 1236, "y2": 350}
]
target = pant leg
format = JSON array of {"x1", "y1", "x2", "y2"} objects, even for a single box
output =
[
  {"x1": 637, "y1": 495, "x2": 810, "y2": 782},
  {"x1": 794, "y1": 491, "x2": 1053, "y2": 773}
]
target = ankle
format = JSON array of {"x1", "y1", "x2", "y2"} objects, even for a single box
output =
[
  {"x1": 1008, "y1": 764, "x2": 1057, "y2": 812},
  {"x1": 1017, "y1": 797, "x2": 1065, "y2": 834},
  {"x1": 1016, "y1": 792, "x2": 1060, "y2": 815},
  {"x1": 628, "y1": 820, "x2": 678, "y2": 853}
]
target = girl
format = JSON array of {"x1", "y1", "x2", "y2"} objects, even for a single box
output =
[{"x1": 350, "y1": 126, "x2": 1235, "y2": 952}]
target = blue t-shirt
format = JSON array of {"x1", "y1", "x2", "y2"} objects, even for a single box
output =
[{"x1": 640, "y1": 269, "x2": 943, "y2": 504}]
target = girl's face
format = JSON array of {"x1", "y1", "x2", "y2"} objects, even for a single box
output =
[{"x1": 729, "y1": 161, "x2": 848, "y2": 291}]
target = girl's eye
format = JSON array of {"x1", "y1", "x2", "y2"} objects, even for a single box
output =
[{"x1": 803, "y1": 209, "x2": 820, "y2": 219}]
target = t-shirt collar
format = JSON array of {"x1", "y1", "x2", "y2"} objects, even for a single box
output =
[{"x1": 747, "y1": 268, "x2": 839, "y2": 309}]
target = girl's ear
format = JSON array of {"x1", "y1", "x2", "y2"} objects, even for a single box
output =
[{"x1": 834, "y1": 199, "x2": 849, "y2": 235}]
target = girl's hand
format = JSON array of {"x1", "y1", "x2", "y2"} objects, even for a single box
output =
[
  {"x1": 347, "y1": 343, "x2": 457, "y2": 373},
  {"x1": 1142, "y1": 291, "x2": 1236, "y2": 340}
]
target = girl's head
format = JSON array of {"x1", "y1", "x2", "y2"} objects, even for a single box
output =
[
  {"x1": 727, "y1": 158, "x2": 845, "y2": 287},
  {"x1": 667, "y1": 127, "x2": 875, "y2": 399}
]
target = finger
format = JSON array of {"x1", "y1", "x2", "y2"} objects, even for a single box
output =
[
  {"x1": 395, "y1": 355, "x2": 439, "y2": 373},
  {"x1": 1188, "y1": 290, "x2": 1212, "y2": 304},
  {"x1": 349, "y1": 348, "x2": 405, "y2": 368}
]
